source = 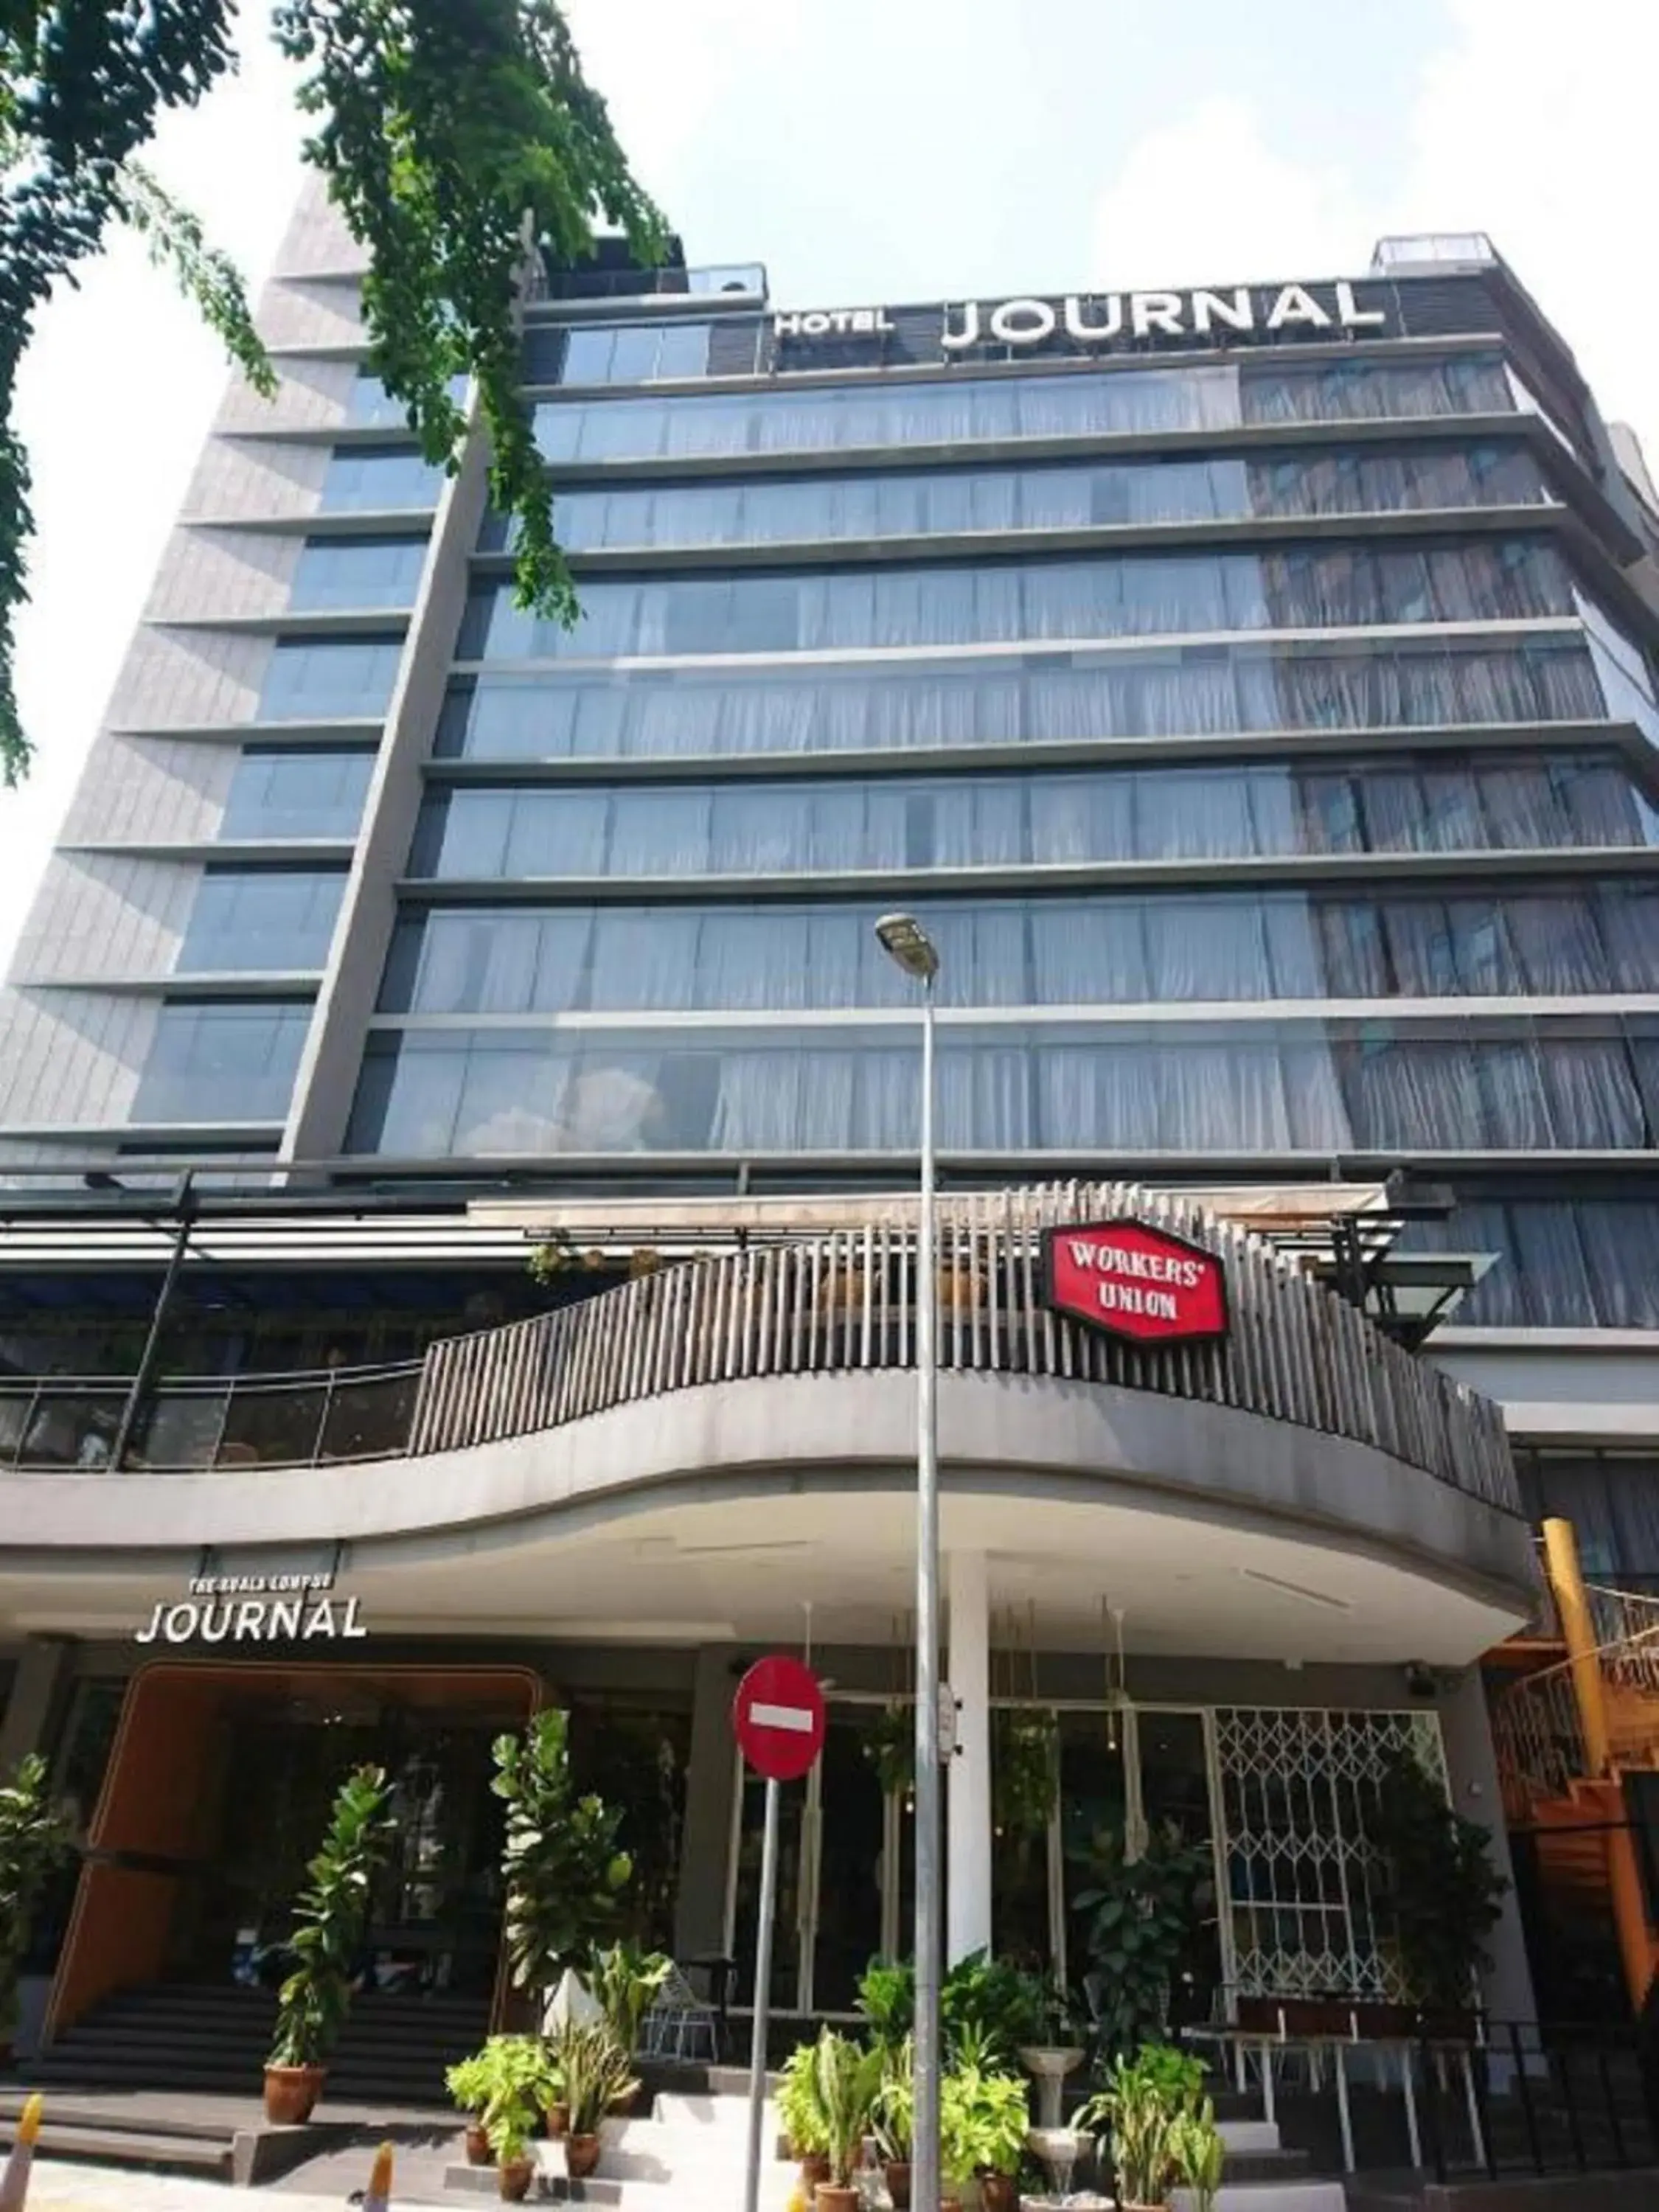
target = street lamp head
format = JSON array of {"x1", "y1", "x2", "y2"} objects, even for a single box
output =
[{"x1": 874, "y1": 911, "x2": 939, "y2": 982}]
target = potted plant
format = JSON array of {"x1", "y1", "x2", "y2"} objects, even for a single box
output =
[
  {"x1": 992, "y1": 1710, "x2": 1059, "y2": 1840},
  {"x1": 450, "y1": 2037, "x2": 557, "y2": 2180},
  {"x1": 862, "y1": 1707, "x2": 915, "y2": 1804},
  {"x1": 807, "y1": 2027, "x2": 882, "y2": 2212},
  {"x1": 953, "y1": 2062, "x2": 1032, "y2": 2212},
  {"x1": 1368, "y1": 1745, "x2": 1506, "y2": 2028},
  {"x1": 487, "y1": 2090, "x2": 540, "y2": 2202},
  {"x1": 856, "y1": 1957, "x2": 914, "y2": 2053},
  {"x1": 0, "y1": 1754, "x2": 72, "y2": 2066},
  {"x1": 779, "y1": 2039, "x2": 832, "y2": 2188},
  {"x1": 1071, "y1": 1820, "x2": 1212, "y2": 2065},
  {"x1": 591, "y1": 1939, "x2": 672, "y2": 2065},
  {"x1": 558, "y1": 2019, "x2": 637, "y2": 2181},
  {"x1": 491, "y1": 1711, "x2": 633, "y2": 2022},
  {"x1": 1074, "y1": 2043, "x2": 1222, "y2": 2212},
  {"x1": 443, "y1": 2048, "x2": 496, "y2": 2166},
  {"x1": 871, "y1": 2037, "x2": 914, "y2": 2208},
  {"x1": 262, "y1": 1764, "x2": 393, "y2": 2124}
]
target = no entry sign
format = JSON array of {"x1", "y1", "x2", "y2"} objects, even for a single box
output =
[{"x1": 732, "y1": 1654, "x2": 826, "y2": 1782}]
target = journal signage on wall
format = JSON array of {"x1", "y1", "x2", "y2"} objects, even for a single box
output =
[
  {"x1": 1040, "y1": 1220, "x2": 1229, "y2": 1346},
  {"x1": 774, "y1": 279, "x2": 1391, "y2": 355},
  {"x1": 134, "y1": 1569, "x2": 368, "y2": 1646}
]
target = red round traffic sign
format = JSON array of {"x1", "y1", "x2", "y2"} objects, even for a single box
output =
[{"x1": 732, "y1": 1654, "x2": 826, "y2": 1782}]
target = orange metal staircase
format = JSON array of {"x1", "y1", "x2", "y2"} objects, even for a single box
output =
[{"x1": 1492, "y1": 1538, "x2": 1659, "y2": 2006}]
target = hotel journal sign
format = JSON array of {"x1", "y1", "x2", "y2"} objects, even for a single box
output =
[
  {"x1": 1040, "y1": 1220, "x2": 1229, "y2": 1346},
  {"x1": 773, "y1": 281, "x2": 1390, "y2": 352},
  {"x1": 135, "y1": 1570, "x2": 367, "y2": 1647}
]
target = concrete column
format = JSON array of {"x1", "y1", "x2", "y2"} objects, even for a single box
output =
[
  {"x1": 947, "y1": 1550, "x2": 992, "y2": 1964},
  {"x1": 0, "y1": 1638, "x2": 74, "y2": 1776},
  {"x1": 674, "y1": 1646, "x2": 741, "y2": 1960},
  {"x1": 1437, "y1": 1666, "x2": 1538, "y2": 2025}
]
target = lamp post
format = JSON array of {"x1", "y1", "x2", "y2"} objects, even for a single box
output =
[{"x1": 874, "y1": 911, "x2": 941, "y2": 2212}]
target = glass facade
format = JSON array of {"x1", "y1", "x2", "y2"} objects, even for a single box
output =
[
  {"x1": 257, "y1": 637, "x2": 405, "y2": 721},
  {"x1": 380, "y1": 880, "x2": 1659, "y2": 1015},
  {"x1": 178, "y1": 870, "x2": 347, "y2": 973},
  {"x1": 437, "y1": 641, "x2": 1606, "y2": 763},
  {"x1": 134, "y1": 1004, "x2": 313, "y2": 1125},
  {"x1": 486, "y1": 444, "x2": 1551, "y2": 554},
  {"x1": 411, "y1": 754, "x2": 1659, "y2": 877},
  {"x1": 532, "y1": 354, "x2": 1523, "y2": 465},
  {"x1": 289, "y1": 536, "x2": 429, "y2": 612},
  {"x1": 464, "y1": 539, "x2": 1574, "y2": 662},
  {"x1": 349, "y1": 1016, "x2": 1659, "y2": 1159},
  {"x1": 316, "y1": 296, "x2": 1659, "y2": 1341},
  {"x1": 220, "y1": 747, "x2": 376, "y2": 841}
]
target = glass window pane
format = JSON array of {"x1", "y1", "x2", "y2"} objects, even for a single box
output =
[{"x1": 220, "y1": 748, "x2": 375, "y2": 840}]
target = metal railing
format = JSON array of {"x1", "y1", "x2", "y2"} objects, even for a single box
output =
[
  {"x1": 409, "y1": 1180, "x2": 1519, "y2": 1512},
  {"x1": 0, "y1": 1363, "x2": 422, "y2": 1474},
  {"x1": 1492, "y1": 1579, "x2": 1659, "y2": 1812},
  {"x1": 1197, "y1": 2016, "x2": 1659, "y2": 2183}
]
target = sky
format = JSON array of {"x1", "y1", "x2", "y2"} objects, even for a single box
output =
[{"x1": 6, "y1": 0, "x2": 1659, "y2": 970}]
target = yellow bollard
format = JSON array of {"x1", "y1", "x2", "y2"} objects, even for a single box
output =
[
  {"x1": 0, "y1": 2093, "x2": 44, "y2": 2212},
  {"x1": 362, "y1": 2139, "x2": 394, "y2": 2212}
]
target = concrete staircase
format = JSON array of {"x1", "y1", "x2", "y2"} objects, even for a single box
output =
[{"x1": 23, "y1": 1981, "x2": 487, "y2": 2104}]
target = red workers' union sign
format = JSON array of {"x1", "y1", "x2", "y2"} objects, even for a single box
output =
[
  {"x1": 732, "y1": 1655, "x2": 826, "y2": 1782},
  {"x1": 1040, "y1": 1219, "x2": 1228, "y2": 1346}
]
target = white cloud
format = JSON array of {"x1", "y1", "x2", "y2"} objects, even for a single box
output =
[{"x1": 1088, "y1": 97, "x2": 1364, "y2": 292}]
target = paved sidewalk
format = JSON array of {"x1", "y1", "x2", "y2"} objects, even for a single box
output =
[{"x1": 24, "y1": 2166, "x2": 352, "y2": 2212}]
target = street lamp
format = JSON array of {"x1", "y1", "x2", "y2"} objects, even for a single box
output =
[{"x1": 874, "y1": 911, "x2": 941, "y2": 2212}]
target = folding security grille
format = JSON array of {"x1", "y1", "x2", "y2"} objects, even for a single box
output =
[{"x1": 1213, "y1": 1705, "x2": 1447, "y2": 2002}]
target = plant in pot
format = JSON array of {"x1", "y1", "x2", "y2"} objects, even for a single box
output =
[
  {"x1": 0, "y1": 1753, "x2": 73, "y2": 2065},
  {"x1": 591, "y1": 1938, "x2": 672, "y2": 2068},
  {"x1": 871, "y1": 2036, "x2": 914, "y2": 2208},
  {"x1": 856, "y1": 1956, "x2": 914, "y2": 2053},
  {"x1": 491, "y1": 1710, "x2": 633, "y2": 2024},
  {"x1": 450, "y1": 2037, "x2": 557, "y2": 2185},
  {"x1": 262, "y1": 1764, "x2": 394, "y2": 2124},
  {"x1": 444, "y1": 2048, "x2": 496, "y2": 2166},
  {"x1": 779, "y1": 2039, "x2": 832, "y2": 2188},
  {"x1": 951, "y1": 2061, "x2": 1032, "y2": 2212},
  {"x1": 1368, "y1": 1744, "x2": 1506, "y2": 2028},
  {"x1": 1073, "y1": 2042, "x2": 1221, "y2": 2212},
  {"x1": 862, "y1": 1707, "x2": 916, "y2": 1806},
  {"x1": 1071, "y1": 1820, "x2": 1213, "y2": 2066},
  {"x1": 807, "y1": 2027, "x2": 882, "y2": 2212},
  {"x1": 557, "y1": 2019, "x2": 637, "y2": 2181}
]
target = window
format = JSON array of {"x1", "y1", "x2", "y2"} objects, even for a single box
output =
[
  {"x1": 178, "y1": 870, "x2": 347, "y2": 973},
  {"x1": 220, "y1": 748, "x2": 375, "y2": 841},
  {"x1": 381, "y1": 880, "x2": 1659, "y2": 1017},
  {"x1": 436, "y1": 643, "x2": 1608, "y2": 765},
  {"x1": 289, "y1": 536, "x2": 428, "y2": 612},
  {"x1": 348, "y1": 369, "x2": 467, "y2": 426},
  {"x1": 258, "y1": 637, "x2": 405, "y2": 720},
  {"x1": 557, "y1": 321, "x2": 713, "y2": 385},
  {"x1": 347, "y1": 1016, "x2": 1659, "y2": 1160},
  {"x1": 1403, "y1": 1198, "x2": 1659, "y2": 1329},
  {"x1": 532, "y1": 353, "x2": 1517, "y2": 467},
  {"x1": 133, "y1": 1004, "x2": 312, "y2": 1125},
  {"x1": 508, "y1": 442, "x2": 1549, "y2": 557},
  {"x1": 465, "y1": 538, "x2": 1576, "y2": 664},
  {"x1": 410, "y1": 757, "x2": 1658, "y2": 884},
  {"x1": 319, "y1": 444, "x2": 445, "y2": 512}
]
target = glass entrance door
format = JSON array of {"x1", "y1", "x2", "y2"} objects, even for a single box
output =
[{"x1": 727, "y1": 1703, "x2": 892, "y2": 2015}]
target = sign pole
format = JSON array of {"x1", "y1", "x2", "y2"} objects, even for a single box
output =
[{"x1": 741, "y1": 1774, "x2": 781, "y2": 2212}]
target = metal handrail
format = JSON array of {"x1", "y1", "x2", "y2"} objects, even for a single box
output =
[{"x1": 408, "y1": 1178, "x2": 1519, "y2": 1511}]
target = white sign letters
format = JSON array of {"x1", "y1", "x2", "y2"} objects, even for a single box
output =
[{"x1": 134, "y1": 1569, "x2": 369, "y2": 1646}]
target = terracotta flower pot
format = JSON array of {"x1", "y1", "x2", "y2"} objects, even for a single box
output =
[
  {"x1": 801, "y1": 2152, "x2": 832, "y2": 2188},
  {"x1": 262, "y1": 2064, "x2": 325, "y2": 2124},
  {"x1": 497, "y1": 2154, "x2": 535, "y2": 2201},
  {"x1": 566, "y1": 2132, "x2": 602, "y2": 2180},
  {"x1": 465, "y1": 2123, "x2": 492, "y2": 2166},
  {"x1": 883, "y1": 2159, "x2": 911, "y2": 2208},
  {"x1": 545, "y1": 2101, "x2": 570, "y2": 2138},
  {"x1": 979, "y1": 2174, "x2": 1018, "y2": 2212},
  {"x1": 815, "y1": 2187, "x2": 860, "y2": 2212}
]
